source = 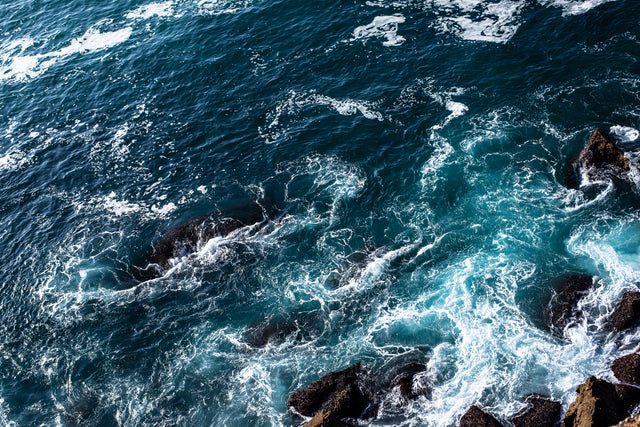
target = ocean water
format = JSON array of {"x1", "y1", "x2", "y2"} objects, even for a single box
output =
[{"x1": 2, "y1": 0, "x2": 640, "y2": 425}]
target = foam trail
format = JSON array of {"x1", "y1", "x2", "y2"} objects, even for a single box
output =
[
  {"x1": 0, "y1": 27, "x2": 132, "y2": 83},
  {"x1": 353, "y1": 14, "x2": 406, "y2": 47}
]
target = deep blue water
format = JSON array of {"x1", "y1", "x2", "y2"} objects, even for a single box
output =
[{"x1": 2, "y1": 0, "x2": 640, "y2": 425}]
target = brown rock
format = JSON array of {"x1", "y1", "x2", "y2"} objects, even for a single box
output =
[
  {"x1": 304, "y1": 409, "x2": 355, "y2": 427},
  {"x1": 565, "y1": 129, "x2": 631, "y2": 188},
  {"x1": 612, "y1": 354, "x2": 640, "y2": 385},
  {"x1": 615, "y1": 415, "x2": 640, "y2": 426},
  {"x1": 550, "y1": 275, "x2": 593, "y2": 331},
  {"x1": 288, "y1": 363, "x2": 372, "y2": 420},
  {"x1": 510, "y1": 394, "x2": 561, "y2": 427},
  {"x1": 563, "y1": 376, "x2": 640, "y2": 427},
  {"x1": 609, "y1": 291, "x2": 640, "y2": 331},
  {"x1": 460, "y1": 405, "x2": 502, "y2": 427}
]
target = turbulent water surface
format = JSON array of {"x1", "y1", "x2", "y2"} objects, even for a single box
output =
[{"x1": 2, "y1": 0, "x2": 640, "y2": 425}]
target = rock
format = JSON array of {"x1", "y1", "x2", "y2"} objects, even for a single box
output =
[
  {"x1": 304, "y1": 409, "x2": 355, "y2": 427},
  {"x1": 459, "y1": 405, "x2": 502, "y2": 427},
  {"x1": 615, "y1": 415, "x2": 640, "y2": 426},
  {"x1": 609, "y1": 291, "x2": 640, "y2": 331},
  {"x1": 550, "y1": 274, "x2": 593, "y2": 331},
  {"x1": 245, "y1": 319, "x2": 298, "y2": 347},
  {"x1": 510, "y1": 394, "x2": 561, "y2": 427},
  {"x1": 391, "y1": 363, "x2": 430, "y2": 401},
  {"x1": 288, "y1": 363, "x2": 373, "y2": 422},
  {"x1": 613, "y1": 353, "x2": 640, "y2": 385},
  {"x1": 565, "y1": 129, "x2": 631, "y2": 188},
  {"x1": 563, "y1": 376, "x2": 640, "y2": 427},
  {"x1": 130, "y1": 201, "x2": 268, "y2": 281}
]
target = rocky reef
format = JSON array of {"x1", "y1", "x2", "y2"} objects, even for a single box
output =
[{"x1": 610, "y1": 291, "x2": 640, "y2": 331}]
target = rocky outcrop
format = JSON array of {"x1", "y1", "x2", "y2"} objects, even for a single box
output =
[
  {"x1": 612, "y1": 353, "x2": 640, "y2": 385},
  {"x1": 563, "y1": 376, "x2": 640, "y2": 427},
  {"x1": 459, "y1": 405, "x2": 502, "y2": 427},
  {"x1": 304, "y1": 409, "x2": 355, "y2": 427},
  {"x1": 550, "y1": 274, "x2": 593, "y2": 331},
  {"x1": 609, "y1": 291, "x2": 640, "y2": 331},
  {"x1": 391, "y1": 363, "x2": 429, "y2": 401},
  {"x1": 288, "y1": 363, "x2": 374, "y2": 425},
  {"x1": 130, "y1": 201, "x2": 268, "y2": 281},
  {"x1": 510, "y1": 394, "x2": 561, "y2": 427},
  {"x1": 615, "y1": 415, "x2": 640, "y2": 426},
  {"x1": 565, "y1": 129, "x2": 631, "y2": 188}
]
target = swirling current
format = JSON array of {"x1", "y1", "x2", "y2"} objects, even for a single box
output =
[{"x1": 2, "y1": 0, "x2": 640, "y2": 425}]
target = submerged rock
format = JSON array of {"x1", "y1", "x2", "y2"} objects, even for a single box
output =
[
  {"x1": 510, "y1": 394, "x2": 560, "y2": 427},
  {"x1": 324, "y1": 242, "x2": 377, "y2": 289},
  {"x1": 391, "y1": 363, "x2": 430, "y2": 401},
  {"x1": 459, "y1": 405, "x2": 502, "y2": 427},
  {"x1": 549, "y1": 274, "x2": 593, "y2": 331},
  {"x1": 612, "y1": 353, "x2": 640, "y2": 385},
  {"x1": 288, "y1": 363, "x2": 374, "y2": 424},
  {"x1": 565, "y1": 129, "x2": 631, "y2": 188},
  {"x1": 130, "y1": 200, "x2": 268, "y2": 281},
  {"x1": 609, "y1": 291, "x2": 640, "y2": 331},
  {"x1": 563, "y1": 376, "x2": 640, "y2": 427}
]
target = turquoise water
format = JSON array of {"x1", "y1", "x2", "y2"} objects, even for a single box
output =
[{"x1": 2, "y1": 0, "x2": 640, "y2": 425}]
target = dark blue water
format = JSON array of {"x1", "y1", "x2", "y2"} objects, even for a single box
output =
[{"x1": 2, "y1": 0, "x2": 640, "y2": 425}]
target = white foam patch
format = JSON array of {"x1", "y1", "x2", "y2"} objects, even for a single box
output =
[
  {"x1": 610, "y1": 125, "x2": 640, "y2": 143},
  {"x1": 126, "y1": 1, "x2": 176, "y2": 20},
  {"x1": 0, "y1": 150, "x2": 30, "y2": 171},
  {"x1": 0, "y1": 27, "x2": 132, "y2": 83},
  {"x1": 538, "y1": 0, "x2": 619, "y2": 16},
  {"x1": 260, "y1": 90, "x2": 383, "y2": 144},
  {"x1": 198, "y1": 0, "x2": 251, "y2": 15},
  {"x1": 353, "y1": 14, "x2": 406, "y2": 47},
  {"x1": 430, "y1": 0, "x2": 526, "y2": 43}
]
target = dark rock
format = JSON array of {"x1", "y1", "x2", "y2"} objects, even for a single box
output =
[
  {"x1": 550, "y1": 274, "x2": 593, "y2": 331},
  {"x1": 130, "y1": 201, "x2": 268, "y2": 281},
  {"x1": 613, "y1": 353, "x2": 640, "y2": 385},
  {"x1": 391, "y1": 363, "x2": 430, "y2": 401},
  {"x1": 245, "y1": 319, "x2": 298, "y2": 347},
  {"x1": 287, "y1": 363, "x2": 373, "y2": 421},
  {"x1": 563, "y1": 376, "x2": 640, "y2": 427},
  {"x1": 510, "y1": 394, "x2": 560, "y2": 427},
  {"x1": 609, "y1": 291, "x2": 640, "y2": 331},
  {"x1": 565, "y1": 129, "x2": 631, "y2": 188},
  {"x1": 459, "y1": 405, "x2": 502, "y2": 427}
]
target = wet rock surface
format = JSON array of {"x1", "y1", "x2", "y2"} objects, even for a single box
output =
[
  {"x1": 391, "y1": 362, "x2": 430, "y2": 401},
  {"x1": 565, "y1": 129, "x2": 631, "y2": 188},
  {"x1": 459, "y1": 405, "x2": 502, "y2": 427},
  {"x1": 609, "y1": 291, "x2": 640, "y2": 331},
  {"x1": 510, "y1": 394, "x2": 560, "y2": 427},
  {"x1": 563, "y1": 376, "x2": 640, "y2": 427},
  {"x1": 615, "y1": 415, "x2": 640, "y2": 426},
  {"x1": 549, "y1": 274, "x2": 593, "y2": 331},
  {"x1": 613, "y1": 354, "x2": 640, "y2": 385},
  {"x1": 288, "y1": 363, "x2": 374, "y2": 424}
]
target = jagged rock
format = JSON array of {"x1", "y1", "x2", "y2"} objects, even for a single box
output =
[
  {"x1": 245, "y1": 319, "x2": 298, "y2": 347},
  {"x1": 391, "y1": 363, "x2": 430, "y2": 401},
  {"x1": 510, "y1": 394, "x2": 561, "y2": 427},
  {"x1": 613, "y1": 353, "x2": 640, "y2": 385},
  {"x1": 610, "y1": 291, "x2": 640, "y2": 331},
  {"x1": 615, "y1": 415, "x2": 640, "y2": 426},
  {"x1": 565, "y1": 129, "x2": 631, "y2": 188},
  {"x1": 130, "y1": 201, "x2": 268, "y2": 281},
  {"x1": 459, "y1": 405, "x2": 502, "y2": 427},
  {"x1": 288, "y1": 363, "x2": 373, "y2": 423},
  {"x1": 563, "y1": 376, "x2": 640, "y2": 427},
  {"x1": 550, "y1": 274, "x2": 593, "y2": 331}
]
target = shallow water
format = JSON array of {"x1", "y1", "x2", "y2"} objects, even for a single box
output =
[{"x1": 2, "y1": 0, "x2": 640, "y2": 425}]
